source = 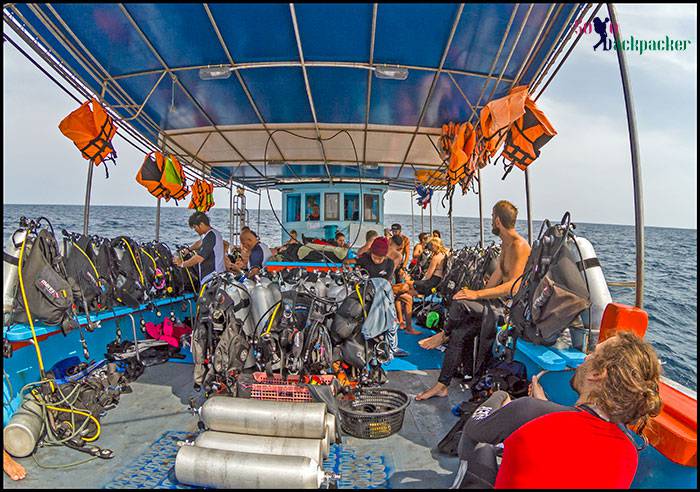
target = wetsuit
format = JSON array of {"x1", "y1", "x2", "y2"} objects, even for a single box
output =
[
  {"x1": 356, "y1": 253, "x2": 395, "y2": 282},
  {"x1": 453, "y1": 391, "x2": 639, "y2": 488},
  {"x1": 438, "y1": 299, "x2": 505, "y2": 385}
]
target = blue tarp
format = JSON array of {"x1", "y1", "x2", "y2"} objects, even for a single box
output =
[{"x1": 6, "y1": 4, "x2": 583, "y2": 188}]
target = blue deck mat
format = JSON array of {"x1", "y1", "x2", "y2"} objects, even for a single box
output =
[
  {"x1": 103, "y1": 431, "x2": 391, "y2": 489},
  {"x1": 384, "y1": 323, "x2": 443, "y2": 372}
]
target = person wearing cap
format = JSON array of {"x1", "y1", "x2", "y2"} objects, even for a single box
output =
[
  {"x1": 390, "y1": 223, "x2": 411, "y2": 272},
  {"x1": 354, "y1": 237, "x2": 409, "y2": 358},
  {"x1": 355, "y1": 236, "x2": 394, "y2": 281}
]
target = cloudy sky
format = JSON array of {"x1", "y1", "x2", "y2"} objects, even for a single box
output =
[{"x1": 3, "y1": 4, "x2": 697, "y2": 229}]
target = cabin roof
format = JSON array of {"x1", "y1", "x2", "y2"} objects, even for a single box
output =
[{"x1": 5, "y1": 3, "x2": 585, "y2": 190}]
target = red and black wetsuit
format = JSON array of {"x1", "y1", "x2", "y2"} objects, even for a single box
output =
[{"x1": 455, "y1": 391, "x2": 638, "y2": 489}]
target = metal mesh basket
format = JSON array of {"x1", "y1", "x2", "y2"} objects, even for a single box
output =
[{"x1": 337, "y1": 388, "x2": 410, "y2": 439}]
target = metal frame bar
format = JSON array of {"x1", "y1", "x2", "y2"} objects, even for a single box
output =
[
  {"x1": 17, "y1": 5, "x2": 232, "y2": 187},
  {"x1": 394, "y1": 4, "x2": 464, "y2": 180},
  {"x1": 510, "y1": 4, "x2": 557, "y2": 87},
  {"x1": 117, "y1": 4, "x2": 273, "y2": 183},
  {"x1": 535, "y1": 3, "x2": 603, "y2": 100},
  {"x1": 478, "y1": 168, "x2": 484, "y2": 247},
  {"x1": 203, "y1": 4, "x2": 289, "y2": 168},
  {"x1": 608, "y1": 2, "x2": 644, "y2": 308},
  {"x1": 164, "y1": 125, "x2": 443, "y2": 136},
  {"x1": 524, "y1": 169, "x2": 533, "y2": 244},
  {"x1": 122, "y1": 70, "x2": 167, "y2": 122},
  {"x1": 363, "y1": 3, "x2": 378, "y2": 166},
  {"x1": 109, "y1": 62, "x2": 518, "y2": 83},
  {"x1": 529, "y1": 3, "x2": 582, "y2": 91},
  {"x1": 419, "y1": 4, "x2": 521, "y2": 189},
  {"x1": 289, "y1": 3, "x2": 333, "y2": 183},
  {"x1": 155, "y1": 198, "x2": 161, "y2": 241},
  {"x1": 207, "y1": 159, "x2": 444, "y2": 167},
  {"x1": 82, "y1": 160, "x2": 94, "y2": 236}
]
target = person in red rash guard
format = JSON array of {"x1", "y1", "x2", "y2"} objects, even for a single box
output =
[{"x1": 451, "y1": 331, "x2": 663, "y2": 489}]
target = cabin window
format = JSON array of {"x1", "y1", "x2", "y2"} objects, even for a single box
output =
[
  {"x1": 325, "y1": 193, "x2": 339, "y2": 221},
  {"x1": 364, "y1": 194, "x2": 379, "y2": 223},
  {"x1": 306, "y1": 193, "x2": 321, "y2": 221},
  {"x1": 286, "y1": 194, "x2": 301, "y2": 222},
  {"x1": 344, "y1": 194, "x2": 359, "y2": 221}
]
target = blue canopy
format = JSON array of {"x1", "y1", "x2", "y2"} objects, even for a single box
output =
[{"x1": 4, "y1": 3, "x2": 585, "y2": 190}]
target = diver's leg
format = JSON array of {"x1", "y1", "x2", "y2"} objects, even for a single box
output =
[{"x1": 3, "y1": 450, "x2": 26, "y2": 481}]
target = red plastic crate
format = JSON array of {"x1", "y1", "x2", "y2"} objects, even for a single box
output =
[{"x1": 250, "y1": 372, "x2": 334, "y2": 402}]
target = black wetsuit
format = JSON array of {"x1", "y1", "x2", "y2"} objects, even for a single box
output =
[
  {"x1": 356, "y1": 253, "x2": 395, "y2": 282},
  {"x1": 453, "y1": 391, "x2": 570, "y2": 488},
  {"x1": 439, "y1": 299, "x2": 505, "y2": 385}
]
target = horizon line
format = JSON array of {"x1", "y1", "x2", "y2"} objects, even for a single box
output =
[{"x1": 4, "y1": 203, "x2": 697, "y2": 231}]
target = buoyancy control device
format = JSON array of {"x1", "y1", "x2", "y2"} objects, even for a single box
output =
[
  {"x1": 9, "y1": 218, "x2": 79, "y2": 334},
  {"x1": 508, "y1": 212, "x2": 595, "y2": 348},
  {"x1": 110, "y1": 236, "x2": 148, "y2": 308},
  {"x1": 191, "y1": 273, "x2": 252, "y2": 394},
  {"x1": 62, "y1": 230, "x2": 110, "y2": 314},
  {"x1": 3, "y1": 228, "x2": 28, "y2": 324}
]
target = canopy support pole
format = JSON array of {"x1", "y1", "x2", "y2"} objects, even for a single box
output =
[
  {"x1": 420, "y1": 204, "x2": 424, "y2": 233},
  {"x1": 429, "y1": 200, "x2": 433, "y2": 234},
  {"x1": 478, "y1": 169, "x2": 484, "y2": 248},
  {"x1": 524, "y1": 169, "x2": 533, "y2": 245},
  {"x1": 257, "y1": 191, "x2": 262, "y2": 233},
  {"x1": 608, "y1": 3, "x2": 644, "y2": 308},
  {"x1": 155, "y1": 198, "x2": 161, "y2": 242},
  {"x1": 410, "y1": 191, "x2": 416, "y2": 243},
  {"x1": 449, "y1": 208, "x2": 455, "y2": 250},
  {"x1": 82, "y1": 161, "x2": 93, "y2": 236},
  {"x1": 228, "y1": 182, "x2": 234, "y2": 252}
]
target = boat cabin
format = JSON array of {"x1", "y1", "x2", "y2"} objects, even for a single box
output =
[{"x1": 280, "y1": 183, "x2": 386, "y2": 244}]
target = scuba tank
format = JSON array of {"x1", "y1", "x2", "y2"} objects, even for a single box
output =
[
  {"x1": 314, "y1": 272, "x2": 330, "y2": 299},
  {"x1": 223, "y1": 280, "x2": 255, "y2": 338},
  {"x1": 563, "y1": 236, "x2": 612, "y2": 351},
  {"x1": 3, "y1": 229, "x2": 27, "y2": 323},
  {"x1": 249, "y1": 277, "x2": 277, "y2": 336}
]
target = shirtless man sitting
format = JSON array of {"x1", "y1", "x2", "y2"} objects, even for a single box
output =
[{"x1": 416, "y1": 200, "x2": 531, "y2": 400}]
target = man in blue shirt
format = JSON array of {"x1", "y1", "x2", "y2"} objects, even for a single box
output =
[{"x1": 227, "y1": 228, "x2": 272, "y2": 278}]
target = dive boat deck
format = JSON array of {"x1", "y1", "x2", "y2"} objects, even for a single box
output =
[{"x1": 4, "y1": 330, "x2": 465, "y2": 489}]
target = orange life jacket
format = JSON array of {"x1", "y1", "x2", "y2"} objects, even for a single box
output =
[
  {"x1": 447, "y1": 122, "x2": 476, "y2": 185},
  {"x1": 59, "y1": 98, "x2": 118, "y2": 176},
  {"x1": 479, "y1": 85, "x2": 529, "y2": 158},
  {"x1": 188, "y1": 179, "x2": 215, "y2": 212},
  {"x1": 136, "y1": 151, "x2": 190, "y2": 202},
  {"x1": 500, "y1": 93, "x2": 557, "y2": 175}
]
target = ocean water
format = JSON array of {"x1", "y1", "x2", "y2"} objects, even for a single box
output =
[{"x1": 4, "y1": 204, "x2": 697, "y2": 391}]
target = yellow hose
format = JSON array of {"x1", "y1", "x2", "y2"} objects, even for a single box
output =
[
  {"x1": 121, "y1": 238, "x2": 144, "y2": 285},
  {"x1": 264, "y1": 302, "x2": 281, "y2": 335},
  {"x1": 45, "y1": 405, "x2": 101, "y2": 442},
  {"x1": 355, "y1": 284, "x2": 367, "y2": 319},
  {"x1": 70, "y1": 241, "x2": 100, "y2": 280},
  {"x1": 178, "y1": 251, "x2": 197, "y2": 293}
]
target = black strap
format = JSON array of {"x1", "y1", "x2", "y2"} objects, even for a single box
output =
[
  {"x1": 4, "y1": 251, "x2": 19, "y2": 266},
  {"x1": 576, "y1": 257, "x2": 601, "y2": 271}
]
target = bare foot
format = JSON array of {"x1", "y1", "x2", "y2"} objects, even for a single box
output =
[
  {"x1": 415, "y1": 382, "x2": 449, "y2": 401},
  {"x1": 404, "y1": 326, "x2": 422, "y2": 335},
  {"x1": 4, "y1": 450, "x2": 26, "y2": 481},
  {"x1": 418, "y1": 332, "x2": 446, "y2": 350}
]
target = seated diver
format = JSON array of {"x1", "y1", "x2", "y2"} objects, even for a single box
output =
[
  {"x1": 416, "y1": 200, "x2": 531, "y2": 400},
  {"x1": 226, "y1": 228, "x2": 272, "y2": 278},
  {"x1": 451, "y1": 331, "x2": 662, "y2": 489},
  {"x1": 395, "y1": 237, "x2": 448, "y2": 334}
]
